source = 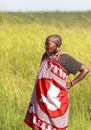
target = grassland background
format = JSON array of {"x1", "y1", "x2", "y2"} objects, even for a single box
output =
[{"x1": 0, "y1": 12, "x2": 91, "y2": 130}]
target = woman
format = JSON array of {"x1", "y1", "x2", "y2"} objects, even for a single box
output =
[{"x1": 24, "y1": 34, "x2": 89, "y2": 130}]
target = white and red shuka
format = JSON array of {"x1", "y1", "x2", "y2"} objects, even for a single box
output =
[{"x1": 24, "y1": 53, "x2": 69, "y2": 130}]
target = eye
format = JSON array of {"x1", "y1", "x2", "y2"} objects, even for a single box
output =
[{"x1": 45, "y1": 42, "x2": 52, "y2": 46}]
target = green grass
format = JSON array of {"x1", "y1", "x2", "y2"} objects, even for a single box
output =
[{"x1": 0, "y1": 12, "x2": 91, "y2": 130}]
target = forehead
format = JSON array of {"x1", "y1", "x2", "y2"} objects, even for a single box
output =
[{"x1": 46, "y1": 37, "x2": 56, "y2": 44}]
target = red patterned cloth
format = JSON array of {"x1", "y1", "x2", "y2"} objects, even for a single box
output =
[{"x1": 24, "y1": 56, "x2": 69, "y2": 130}]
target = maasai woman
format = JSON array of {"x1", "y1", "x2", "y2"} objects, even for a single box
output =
[{"x1": 24, "y1": 34, "x2": 89, "y2": 130}]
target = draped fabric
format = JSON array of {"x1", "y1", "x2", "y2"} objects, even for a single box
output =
[{"x1": 24, "y1": 56, "x2": 69, "y2": 130}]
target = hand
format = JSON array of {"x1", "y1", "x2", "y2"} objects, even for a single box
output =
[{"x1": 66, "y1": 82, "x2": 72, "y2": 90}]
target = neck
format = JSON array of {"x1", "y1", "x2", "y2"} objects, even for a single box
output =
[{"x1": 46, "y1": 50, "x2": 61, "y2": 60}]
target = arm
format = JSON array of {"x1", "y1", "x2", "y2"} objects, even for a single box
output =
[{"x1": 66, "y1": 65, "x2": 89, "y2": 89}]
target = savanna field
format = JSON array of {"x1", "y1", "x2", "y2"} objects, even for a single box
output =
[{"x1": 0, "y1": 12, "x2": 91, "y2": 130}]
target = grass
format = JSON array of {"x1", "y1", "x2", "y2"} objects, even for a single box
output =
[{"x1": 0, "y1": 12, "x2": 91, "y2": 130}]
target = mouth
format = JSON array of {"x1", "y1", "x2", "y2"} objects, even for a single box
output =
[
  {"x1": 46, "y1": 48, "x2": 52, "y2": 54},
  {"x1": 46, "y1": 49, "x2": 57, "y2": 55}
]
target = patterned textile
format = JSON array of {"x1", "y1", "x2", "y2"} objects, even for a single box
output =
[{"x1": 24, "y1": 56, "x2": 69, "y2": 130}]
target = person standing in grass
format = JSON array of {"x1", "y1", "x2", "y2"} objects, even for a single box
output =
[{"x1": 24, "y1": 34, "x2": 89, "y2": 130}]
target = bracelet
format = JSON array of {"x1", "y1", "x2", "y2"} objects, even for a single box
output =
[{"x1": 70, "y1": 81, "x2": 73, "y2": 87}]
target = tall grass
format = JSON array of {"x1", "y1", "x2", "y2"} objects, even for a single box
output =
[{"x1": 0, "y1": 12, "x2": 91, "y2": 130}]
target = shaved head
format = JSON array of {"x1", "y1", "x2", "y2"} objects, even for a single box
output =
[{"x1": 45, "y1": 34, "x2": 62, "y2": 48}]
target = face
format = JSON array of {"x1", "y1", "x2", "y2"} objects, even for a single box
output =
[{"x1": 45, "y1": 38, "x2": 57, "y2": 54}]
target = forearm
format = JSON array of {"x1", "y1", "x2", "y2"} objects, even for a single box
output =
[
  {"x1": 66, "y1": 65, "x2": 89, "y2": 89},
  {"x1": 71, "y1": 65, "x2": 89, "y2": 86}
]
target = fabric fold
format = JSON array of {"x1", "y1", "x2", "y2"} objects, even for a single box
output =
[{"x1": 24, "y1": 57, "x2": 69, "y2": 130}]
